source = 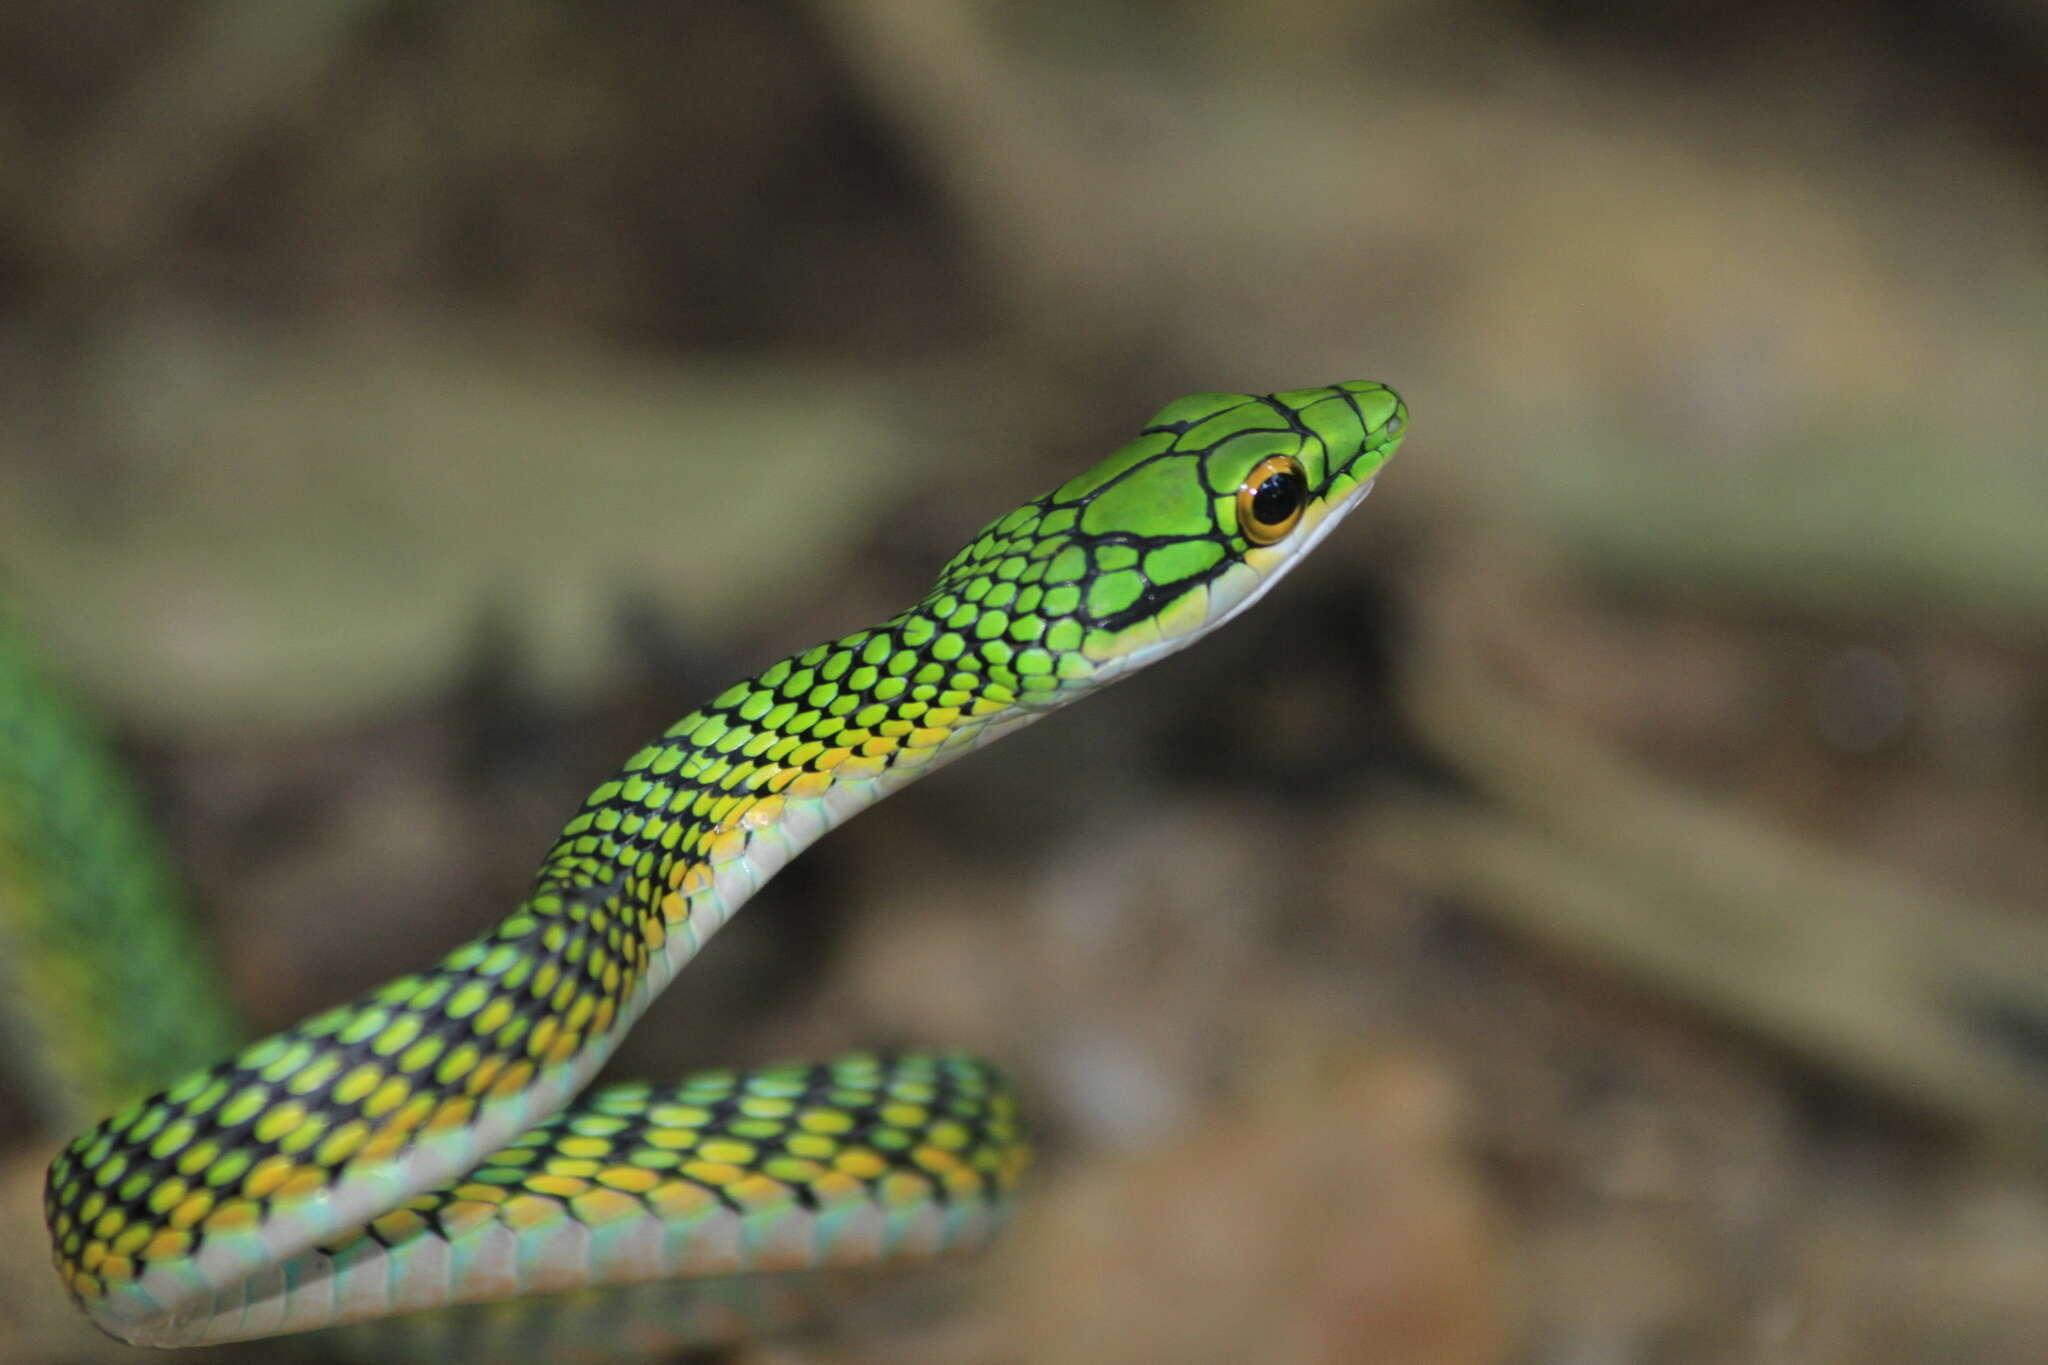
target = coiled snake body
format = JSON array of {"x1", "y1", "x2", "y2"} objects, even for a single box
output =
[{"x1": 29, "y1": 382, "x2": 1407, "y2": 1346}]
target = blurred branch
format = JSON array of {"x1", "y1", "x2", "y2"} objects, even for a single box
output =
[
  {"x1": 808, "y1": 1, "x2": 1087, "y2": 337},
  {"x1": 1365, "y1": 606, "x2": 2048, "y2": 1142},
  {"x1": 1505, "y1": 413, "x2": 2048, "y2": 638},
  {"x1": 0, "y1": 313, "x2": 917, "y2": 731},
  {"x1": 51, "y1": 0, "x2": 385, "y2": 272}
]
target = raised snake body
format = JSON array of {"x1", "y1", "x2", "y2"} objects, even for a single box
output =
[{"x1": 30, "y1": 382, "x2": 1407, "y2": 1346}]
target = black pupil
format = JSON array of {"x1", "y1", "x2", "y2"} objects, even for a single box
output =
[{"x1": 1250, "y1": 470, "x2": 1302, "y2": 525}]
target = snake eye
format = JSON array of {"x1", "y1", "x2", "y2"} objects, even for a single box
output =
[{"x1": 1236, "y1": 455, "x2": 1308, "y2": 546}]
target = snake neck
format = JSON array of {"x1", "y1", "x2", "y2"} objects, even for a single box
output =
[{"x1": 527, "y1": 609, "x2": 1098, "y2": 993}]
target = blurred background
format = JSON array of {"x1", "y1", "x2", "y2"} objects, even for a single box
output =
[{"x1": 3, "y1": 2, "x2": 2047, "y2": 1362}]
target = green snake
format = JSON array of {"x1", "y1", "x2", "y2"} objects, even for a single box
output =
[{"x1": 27, "y1": 382, "x2": 1407, "y2": 1347}]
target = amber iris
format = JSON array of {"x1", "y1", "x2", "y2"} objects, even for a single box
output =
[{"x1": 1236, "y1": 454, "x2": 1308, "y2": 545}]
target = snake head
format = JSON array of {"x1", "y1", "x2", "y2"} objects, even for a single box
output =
[{"x1": 921, "y1": 382, "x2": 1406, "y2": 700}]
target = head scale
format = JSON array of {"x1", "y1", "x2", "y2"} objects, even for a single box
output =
[{"x1": 918, "y1": 381, "x2": 1406, "y2": 701}]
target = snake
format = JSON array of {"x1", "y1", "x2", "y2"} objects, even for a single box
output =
[{"x1": 27, "y1": 381, "x2": 1407, "y2": 1347}]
